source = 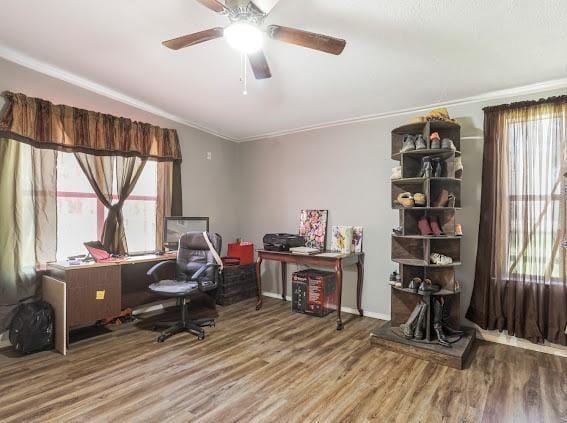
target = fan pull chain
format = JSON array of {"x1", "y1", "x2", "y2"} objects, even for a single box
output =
[{"x1": 240, "y1": 52, "x2": 248, "y2": 96}]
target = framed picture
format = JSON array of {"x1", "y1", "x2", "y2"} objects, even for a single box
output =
[
  {"x1": 299, "y1": 209, "x2": 328, "y2": 250},
  {"x1": 331, "y1": 226, "x2": 354, "y2": 254},
  {"x1": 352, "y1": 226, "x2": 364, "y2": 253}
]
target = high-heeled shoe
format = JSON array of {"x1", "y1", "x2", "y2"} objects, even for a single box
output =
[
  {"x1": 407, "y1": 277, "x2": 421, "y2": 292},
  {"x1": 414, "y1": 303, "x2": 427, "y2": 340},
  {"x1": 401, "y1": 134, "x2": 416, "y2": 152},
  {"x1": 432, "y1": 189, "x2": 449, "y2": 207},
  {"x1": 418, "y1": 216, "x2": 433, "y2": 236},
  {"x1": 415, "y1": 134, "x2": 428, "y2": 150},
  {"x1": 430, "y1": 132, "x2": 441, "y2": 149}
]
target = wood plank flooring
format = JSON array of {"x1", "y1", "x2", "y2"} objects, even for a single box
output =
[{"x1": 0, "y1": 297, "x2": 566, "y2": 422}]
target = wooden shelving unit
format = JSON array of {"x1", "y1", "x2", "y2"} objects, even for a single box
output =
[{"x1": 371, "y1": 120, "x2": 475, "y2": 370}]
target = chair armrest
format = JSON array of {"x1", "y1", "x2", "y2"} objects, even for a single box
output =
[
  {"x1": 146, "y1": 260, "x2": 176, "y2": 283},
  {"x1": 190, "y1": 263, "x2": 220, "y2": 282}
]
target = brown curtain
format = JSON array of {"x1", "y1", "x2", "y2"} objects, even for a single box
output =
[
  {"x1": 75, "y1": 153, "x2": 147, "y2": 254},
  {"x1": 0, "y1": 139, "x2": 57, "y2": 331},
  {"x1": 156, "y1": 161, "x2": 183, "y2": 249},
  {"x1": 467, "y1": 96, "x2": 567, "y2": 345},
  {"x1": 0, "y1": 92, "x2": 181, "y2": 162}
]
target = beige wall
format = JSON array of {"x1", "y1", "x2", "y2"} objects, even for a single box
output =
[
  {"x1": 237, "y1": 88, "x2": 566, "y2": 322},
  {"x1": 1, "y1": 55, "x2": 565, "y2": 324},
  {"x1": 0, "y1": 58, "x2": 240, "y2": 254}
]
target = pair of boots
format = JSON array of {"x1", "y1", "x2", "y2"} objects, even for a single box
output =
[
  {"x1": 418, "y1": 216, "x2": 444, "y2": 236},
  {"x1": 399, "y1": 299, "x2": 464, "y2": 347},
  {"x1": 400, "y1": 302, "x2": 427, "y2": 340},
  {"x1": 419, "y1": 156, "x2": 443, "y2": 178}
]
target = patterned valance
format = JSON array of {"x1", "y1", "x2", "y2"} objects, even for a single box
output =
[{"x1": 0, "y1": 92, "x2": 181, "y2": 162}]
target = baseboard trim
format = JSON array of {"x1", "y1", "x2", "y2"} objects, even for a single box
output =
[
  {"x1": 261, "y1": 291, "x2": 390, "y2": 321},
  {"x1": 475, "y1": 327, "x2": 567, "y2": 358}
]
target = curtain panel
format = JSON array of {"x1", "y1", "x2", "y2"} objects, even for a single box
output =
[
  {"x1": 0, "y1": 92, "x2": 182, "y2": 162},
  {"x1": 0, "y1": 139, "x2": 57, "y2": 331},
  {"x1": 466, "y1": 95, "x2": 567, "y2": 346}
]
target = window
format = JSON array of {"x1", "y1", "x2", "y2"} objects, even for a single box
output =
[
  {"x1": 56, "y1": 153, "x2": 157, "y2": 259},
  {"x1": 506, "y1": 116, "x2": 564, "y2": 280}
]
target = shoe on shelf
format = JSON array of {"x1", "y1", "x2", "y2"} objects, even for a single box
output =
[
  {"x1": 407, "y1": 277, "x2": 421, "y2": 292},
  {"x1": 419, "y1": 156, "x2": 433, "y2": 178},
  {"x1": 455, "y1": 156, "x2": 463, "y2": 179},
  {"x1": 401, "y1": 134, "x2": 416, "y2": 152},
  {"x1": 432, "y1": 189, "x2": 449, "y2": 207},
  {"x1": 430, "y1": 132, "x2": 441, "y2": 149},
  {"x1": 389, "y1": 270, "x2": 398, "y2": 282},
  {"x1": 447, "y1": 193, "x2": 456, "y2": 208},
  {"x1": 455, "y1": 223, "x2": 463, "y2": 236},
  {"x1": 418, "y1": 216, "x2": 433, "y2": 236},
  {"x1": 440, "y1": 298, "x2": 464, "y2": 336},
  {"x1": 430, "y1": 218, "x2": 445, "y2": 236},
  {"x1": 415, "y1": 134, "x2": 428, "y2": 150},
  {"x1": 434, "y1": 300, "x2": 452, "y2": 347},
  {"x1": 392, "y1": 226, "x2": 403, "y2": 236},
  {"x1": 414, "y1": 302, "x2": 427, "y2": 340},
  {"x1": 413, "y1": 193, "x2": 426, "y2": 206},
  {"x1": 418, "y1": 278, "x2": 441, "y2": 294},
  {"x1": 430, "y1": 252, "x2": 453, "y2": 265},
  {"x1": 396, "y1": 192, "x2": 415, "y2": 208},
  {"x1": 400, "y1": 303, "x2": 424, "y2": 339},
  {"x1": 432, "y1": 157, "x2": 443, "y2": 177},
  {"x1": 441, "y1": 138, "x2": 456, "y2": 151},
  {"x1": 390, "y1": 166, "x2": 402, "y2": 180}
]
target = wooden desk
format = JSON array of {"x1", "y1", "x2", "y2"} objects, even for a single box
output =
[
  {"x1": 45, "y1": 253, "x2": 177, "y2": 353},
  {"x1": 255, "y1": 250, "x2": 365, "y2": 330}
]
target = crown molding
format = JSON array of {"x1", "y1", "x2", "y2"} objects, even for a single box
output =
[
  {"x1": 0, "y1": 45, "x2": 238, "y2": 142},
  {"x1": 2, "y1": 44, "x2": 566, "y2": 144},
  {"x1": 238, "y1": 77, "x2": 567, "y2": 142}
]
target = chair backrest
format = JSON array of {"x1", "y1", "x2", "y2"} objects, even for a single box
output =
[{"x1": 177, "y1": 232, "x2": 222, "y2": 280}]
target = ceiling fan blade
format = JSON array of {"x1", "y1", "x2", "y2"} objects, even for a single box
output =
[
  {"x1": 248, "y1": 50, "x2": 272, "y2": 79},
  {"x1": 194, "y1": 0, "x2": 228, "y2": 13},
  {"x1": 267, "y1": 25, "x2": 346, "y2": 55},
  {"x1": 162, "y1": 27, "x2": 224, "y2": 50}
]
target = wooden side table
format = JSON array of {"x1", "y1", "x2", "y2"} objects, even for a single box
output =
[{"x1": 255, "y1": 250, "x2": 365, "y2": 330}]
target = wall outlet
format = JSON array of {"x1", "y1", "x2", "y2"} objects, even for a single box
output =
[{"x1": 206, "y1": 152, "x2": 212, "y2": 160}]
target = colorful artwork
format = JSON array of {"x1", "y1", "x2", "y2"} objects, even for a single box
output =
[
  {"x1": 331, "y1": 226, "x2": 354, "y2": 254},
  {"x1": 352, "y1": 226, "x2": 364, "y2": 253},
  {"x1": 299, "y1": 209, "x2": 328, "y2": 250}
]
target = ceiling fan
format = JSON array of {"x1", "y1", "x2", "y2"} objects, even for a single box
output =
[{"x1": 162, "y1": 0, "x2": 346, "y2": 80}]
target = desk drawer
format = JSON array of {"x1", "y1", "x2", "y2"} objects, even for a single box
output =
[{"x1": 66, "y1": 266, "x2": 121, "y2": 327}]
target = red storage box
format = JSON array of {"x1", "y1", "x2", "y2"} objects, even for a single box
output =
[{"x1": 227, "y1": 242, "x2": 254, "y2": 265}]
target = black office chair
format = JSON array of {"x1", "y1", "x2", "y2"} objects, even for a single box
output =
[{"x1": 146, "y1": 232, "x2": 222, "y2": 342}]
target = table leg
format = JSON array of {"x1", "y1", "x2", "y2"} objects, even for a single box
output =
[
  {"x1": 255, "y1": 256, "x2": 263, "y2": 310},
  {"x1": 356, "y1": 254, "x2": 365, "y2": 317},
  {"x1": 281, "y1": 262, "x2": 287, "y2": 301},
  {"x1": 335, "y1": 260, "x2": 343, "y2": 330}
]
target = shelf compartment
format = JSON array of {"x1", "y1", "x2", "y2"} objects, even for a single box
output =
[
  {"x1": 429, "y1": 179, "x2": 462, "y2": 208},
  {"x1": 391, "y1": 179, "x2": 428, "y2": 209},
  {"x1": 401, "y1": 151, "x2": 457, "y2": 179},
  {"x1": 391, "y1": 121, "x2": 461, "y2": 158},
  {"x1": 399, "y1": 208, "x2": 456, "y2": 236},
  {"x1": 430, "y1": 238, "x2": 461, "y2": 264},
  {"x1": 391, "y1": 236, "x2": 426, "y2": 264}
]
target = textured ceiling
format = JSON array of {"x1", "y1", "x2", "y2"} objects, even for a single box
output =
[{"x1": 0, "y1": 0, "x2": 566, "y2": 141}]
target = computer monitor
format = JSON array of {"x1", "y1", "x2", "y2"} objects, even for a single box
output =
[{"x1": 163, "y1": 217, "x2": 209, "y2": 250}]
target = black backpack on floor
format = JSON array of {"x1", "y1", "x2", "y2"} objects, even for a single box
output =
[{"x1": 9, "y1": 301, "x2": 54, "y2": 354}]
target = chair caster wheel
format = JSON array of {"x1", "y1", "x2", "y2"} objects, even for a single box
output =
[{"x1": 157, "y1": 335, "x2": 166, "y2": 343}]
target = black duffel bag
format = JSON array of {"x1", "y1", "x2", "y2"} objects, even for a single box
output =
[{"x1": 9, "y1": 301, "x2": 54, "y2": 354}]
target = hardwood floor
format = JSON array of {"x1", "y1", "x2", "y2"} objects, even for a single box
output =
[{"x1": 0, "y1": 297, "x2": 565, "y2": 422}]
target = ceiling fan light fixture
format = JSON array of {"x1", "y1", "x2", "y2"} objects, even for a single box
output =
[{"x1": 224, "y1": 21, "x2": 264, "y2": 54}]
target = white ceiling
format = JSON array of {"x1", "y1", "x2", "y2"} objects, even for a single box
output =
[{"x1": 0, "y1": 0, "x2": 566, "y2": 141}]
